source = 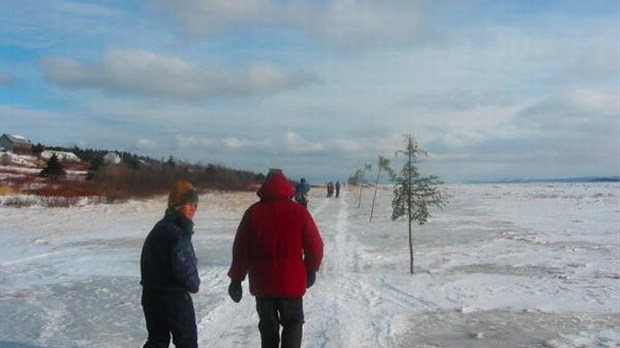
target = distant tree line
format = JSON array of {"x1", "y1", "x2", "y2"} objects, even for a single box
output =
[{"x1": 34, "y1": 144, "x2": 266, "y2": 202}]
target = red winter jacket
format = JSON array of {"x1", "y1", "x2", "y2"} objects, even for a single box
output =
[{"x1": 227, "y1": 173, "x2": 324, "y2": 297}]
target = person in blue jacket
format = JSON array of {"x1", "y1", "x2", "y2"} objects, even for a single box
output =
[
  {"x1": 140, "y1": 181, "x2": 200, "y2": 348},
  {"x1": 294, "y1": 177, "x2": 310, "y2": 207}
]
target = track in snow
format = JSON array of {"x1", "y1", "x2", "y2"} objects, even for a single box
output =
[{"x1": 198, "y1": 190, "x2": 407, "y2": 347}]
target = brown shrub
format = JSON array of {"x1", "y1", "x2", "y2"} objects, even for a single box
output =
[{"x1": 0, "y1": 186, "x2": 19, "y2": 195}]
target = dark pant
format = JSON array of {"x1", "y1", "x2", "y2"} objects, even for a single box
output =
[
  {"x1": 142, "y1": 288, "x2": 198, "y2": 348},
  {"x1": 255, "y1": 297, "x2": 304, "y2": 348}
]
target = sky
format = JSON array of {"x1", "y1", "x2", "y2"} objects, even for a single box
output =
[{"x1": 1, "y1": 0, "x2": 618, "y2": 183}]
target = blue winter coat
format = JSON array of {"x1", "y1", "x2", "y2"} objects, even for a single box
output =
[
  {"x1": 294, "y1": 183, "x2": 310, "y2": 204},
  {"x1": 140, "y1": 210, "x2": 200, "y2": 293}
]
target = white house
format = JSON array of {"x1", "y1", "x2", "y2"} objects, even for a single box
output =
[
  {"x1": 0, "y1": 134, "x2": 32, "y2": 154},
  {"x1": 103, "y1": 152, "x2": 121, "y2": 164},
  {"x1": 40, "y1": 150, "x2": 81, "y2": 162}
]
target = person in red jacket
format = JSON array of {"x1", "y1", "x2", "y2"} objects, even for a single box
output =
[{"x1": 227, "y1": 169, "x2": 324, "y2": 348}]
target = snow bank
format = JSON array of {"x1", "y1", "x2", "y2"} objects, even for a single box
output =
[{"x1": 0, "y1": 184, "x2": 618, "y2": 347}]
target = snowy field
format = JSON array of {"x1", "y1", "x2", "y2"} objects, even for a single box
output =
[{"x1": 1, "y1": 183, "x2": 619, "y2": 348}]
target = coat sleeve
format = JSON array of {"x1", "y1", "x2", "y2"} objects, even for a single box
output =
[
  {"x1": 302, "y1": 211, "x2": 324, "y2": 272},
  {"x1": 171, "y1": 234, "x2": 200, "y2": 293},
  {"x1": 227, "y1": 208, "x2": 252, "y2": 281}
]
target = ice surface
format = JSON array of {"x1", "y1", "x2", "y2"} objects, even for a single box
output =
[{"x1": 1, "y1": 183, "x2": 618, "y2": 347}]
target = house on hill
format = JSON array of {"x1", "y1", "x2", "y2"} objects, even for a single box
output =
[
  {"x1": 41, "y1": 150, "x2": 81, "y2": 162},
  {"x1": 103, "y1": 152, "x2": 121, "y2": 164},
  {"x1": 0, "y1": 134, "x2": 32, "y2": 154}
]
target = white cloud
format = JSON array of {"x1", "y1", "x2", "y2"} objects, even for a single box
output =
[
  {"x1": 136, "y1": 138, "x2": 158, "y2": 150},
  {"x1": 152, "y1": 0, "x2": 277, "y2": 35},
  {"x1": 4, "y1": 1, "x2": 618, "y2": 182},
  {"x1": 150, "y1": 0, "x2": 428, "y2": 49},
  {"x1": 222, "y1": 137, "x2": 249, "y2": 150},
  {"x1": 0, "y1": 104, "x2": 143, "y2": 150},
  {"x1": 0, "y1": 0, "x2": 128, "y2": 51},
  {"x1": 510, "y1": 90, "x2": 618, "y2": 135},
  {"x1": 169, "y1": 131, "x2": 330, "y2": 157},
  {"x1": 175, "y1": 135, "x2": 270, "y2": 153},
  {"x1": 41, "y1": 48, "x2": 317, "y2": 99},
  {"x1": 331, "y1": 139, "x2": 363, "y2": 153},
  {"x1": 284, "y1": 131, "x2": 325, "y2": 153},
  {"x1": 568, "y1": 89, "x2": 618, "y2": 112},
  {"x1": 400, "y1": 103, "x2": 527, "y2": 150},
  {"x1": 175, "y1": 136, "x2": 218, "y2": 149},
  {"x1": 295, "y1": 1, "x2": 428, "y2": 49}
]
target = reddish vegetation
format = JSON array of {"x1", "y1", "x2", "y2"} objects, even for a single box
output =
[
  {"x1": 64, "y1": 162, "x2": 91, "y2": 171},
  {"x1": 1, "y1": 154, "x2": 263, "y2": 207},
  {"x1": 0, "y1": 167, "x2": 97, "y2": 206}
]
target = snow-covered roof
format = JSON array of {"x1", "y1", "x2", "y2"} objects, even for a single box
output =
[
  {"x1": 2, "y1": 134, "x2": 32, "y2": 145},
  {"x1": 41, "y1": 150, "x2": 81, "y2": 162},
  {"x1": 103, "y1": 152, "x2": 121, "y2": 164}
]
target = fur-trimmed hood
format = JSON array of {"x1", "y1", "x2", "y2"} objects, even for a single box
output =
[{"x1": 256, "y1": 172, "x2": 294, "y2": 200}]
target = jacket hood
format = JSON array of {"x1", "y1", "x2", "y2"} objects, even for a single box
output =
[{"x1": 257, "y1": 172, "x2": 294, "y2": 200}]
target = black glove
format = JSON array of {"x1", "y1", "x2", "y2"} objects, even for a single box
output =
[
  {"x1": 228, "y1": 280, "x2": 242, "y2": 303},
  {"x1": 306, "y1": 270, "x2": 316, "y2": 288}
]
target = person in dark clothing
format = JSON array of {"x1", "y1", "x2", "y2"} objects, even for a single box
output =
[
  {"x1": 227, "y1": 170, "x2": 324, "y2": 348},
  {"x1": 326, "y1": 181, "x2": 334, "y2": 198},
  {"x1": 294, "y1": 177, "x2": 310, "y2": 207},
  {"x1": 335, "y1": 181, "x2": 341, "y2": 198},
  {"x1": 140, "y1": 181, "x2": 200, "y2": 348}
]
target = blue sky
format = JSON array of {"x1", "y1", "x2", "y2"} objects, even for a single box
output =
[{"x1": 1, "y1": 0, "x2": 618, "y2": 183}]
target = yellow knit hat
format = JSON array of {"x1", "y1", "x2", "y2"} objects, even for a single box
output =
[{"x1": 168, "y1": 181, "x2": 199, "y2": 207}]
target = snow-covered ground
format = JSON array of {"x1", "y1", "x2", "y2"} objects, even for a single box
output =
[{"x1": 0, "y1": 183, "x2": 618, "y2": 348}]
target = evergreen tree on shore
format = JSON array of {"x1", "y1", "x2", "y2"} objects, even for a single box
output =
[
  {"x1": 40, "y1": 154, "x2": 66, "y2": 179},
  {"x1": 391, "y1": 134, "x2": 446, "y2": 274}
]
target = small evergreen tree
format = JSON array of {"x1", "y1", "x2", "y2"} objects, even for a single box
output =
[
  {"x1": 254, "y1": 173, "x2": 266, "y2": 182},
  {"x1": 391, "y1": 135, "x2": 446, "y2": 274},
  {"x1": 40, "y1": 154, "x2": 66, "y2": 179},
  {"x1": 86, "y1": 156, "x2": 104, "y2": 180},
  {"x1": 347, "y1": 163, "x2": 372, "y2": 208},
  {"x1": 31, "y1": 143, "x2": 45, "y2": 156},
  {"x1": 123, "y1": 153, "x2": 140, "y2": 170},
  {"x1": 370, "y1": 155, "x2": 395, "y2": 222},
  {"x1": 167, "y1": 155, "x2": 176, "y2": 167}
]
